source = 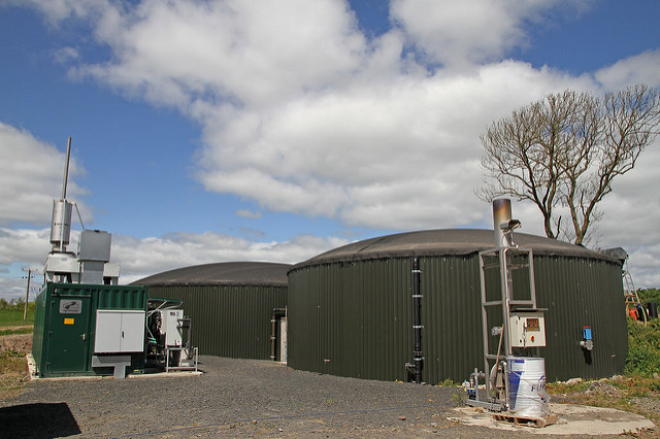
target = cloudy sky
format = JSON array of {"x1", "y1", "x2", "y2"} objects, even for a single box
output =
[{"x1": 1, "y1": 0, "x2": 659, "y2": 300}]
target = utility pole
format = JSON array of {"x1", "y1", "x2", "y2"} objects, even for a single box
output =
[
  {"x1": 24, "y1": 268, "x2": 31, "y2": 321},
  {"x1": 22, "y1": 267, "x2": 40, "y2": 321}
]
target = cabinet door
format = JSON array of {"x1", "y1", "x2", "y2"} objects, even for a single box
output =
[
  {"x1": 95, "y1": 311, "x2": 122, "y2": 353},
  {"x1": 120, "y1": 311, "x2": 146, "y2": 352},
  {"x1": 95, "y1": 310, "x2": 145, "y2": 353}
]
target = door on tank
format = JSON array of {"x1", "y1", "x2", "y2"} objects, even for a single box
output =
[{"x1": 46, "y1": 296, "x2": 92, "y2": 373}]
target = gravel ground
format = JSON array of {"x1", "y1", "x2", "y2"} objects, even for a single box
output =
[{"x1": 0, "y1": 356, "x2": 553, "y2": 438}]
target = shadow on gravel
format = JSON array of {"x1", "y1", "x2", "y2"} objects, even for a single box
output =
[{"x1": 0, "y1": 402, "x2": 81, "y2": 438}]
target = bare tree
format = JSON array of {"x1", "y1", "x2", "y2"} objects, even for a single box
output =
[{"x1": 480, "y1": 85, "x2": 660, "y2": 245}]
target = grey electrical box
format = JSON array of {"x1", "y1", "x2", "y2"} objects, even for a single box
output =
[
  {"x1": 160, "y1": 309, "x2": 184, "y2": 347},
  {"x1": 78, "y1": 230, "x2": 112, "y2": 262},
  {"x1": 94, "y1": 310, "x2": 146, "y2": 353}
]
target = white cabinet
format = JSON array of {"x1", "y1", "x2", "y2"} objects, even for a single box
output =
[
  {"x1": 160, "y1": 309, "x2": 184, "y2": 347},
  {"x1": 509, "y1": 311, "x2": 546, "y2": 348},
  {"x1": 94, "y1": 310, "x2": 145, "y2": 353}
]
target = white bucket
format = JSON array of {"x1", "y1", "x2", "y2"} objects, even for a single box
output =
[{"x1": 507, "y1": 356, "x2": 550, "y2": 418}]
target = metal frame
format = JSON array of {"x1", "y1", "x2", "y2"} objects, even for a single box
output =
[
  {"x1": 165, "y1": 346, "x2": 199, "y2": 372},
  {"x1": 477, "y1": 246, "x2": 537, "y2": 407}
]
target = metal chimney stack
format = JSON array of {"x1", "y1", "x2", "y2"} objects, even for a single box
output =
[
  {"x1": 50, "y1": 138, "x2": 73, "y2": 253},
  {"x1": 492, "y1": 198, "x2": 520, "y2": 248}
]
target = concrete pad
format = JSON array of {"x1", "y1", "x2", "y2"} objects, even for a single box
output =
[
  {"x1": 449, "y1": 403, "x2": 655, "y2": 436},
  {"x1": 26, "y1": 354, "x2": 202, "y2": 381}
]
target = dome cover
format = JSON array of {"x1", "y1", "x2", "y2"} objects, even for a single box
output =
[
  {"x1": 135, "y1": 261, "x2": 291, "y2": 287},
  {"x1": 292, "y1": 229, "x2": 617, "y2": 269}
]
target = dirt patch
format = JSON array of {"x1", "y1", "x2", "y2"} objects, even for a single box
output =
[
  {"x1": 0, "y1": 331, "x2": 32, "y2": 401},
  {"x1": 0, "y1": 334, "x2": 32, "y2": 355},
  {"x1": 585, "y1": 381, "x2": 626, "y2": 398}
]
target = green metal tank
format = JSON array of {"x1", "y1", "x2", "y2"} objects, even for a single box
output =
[
  {"x1": 287, "y1": 229, "x2": 627, "y2": 384},
  {"x1": 32, "y1": 282, "x2": 148, "y2": 378},
  {"x1": 134, "y1": 262, "x2": 290, "y2": 360}
]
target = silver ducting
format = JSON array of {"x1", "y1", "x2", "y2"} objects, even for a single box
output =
[
  {"x1": 492, "y1": 198, "x2": 520, "y2": 248},
  {"x1": 50, "y1": 199, "x2": 73, "y2": 251}
]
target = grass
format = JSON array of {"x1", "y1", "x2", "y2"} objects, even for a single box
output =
[
  {"x1": 547, "y1": 376, "x2": 660, "y2": 426},
  {"x1": 0, "y1": 306, "x2": 35, "y2": 400},
  {"x1": 0, "y1": 310, "x2": 34, "y2": 327},
  {"x1": 0, "y1": 350, "x2": 30, "y2": 400},
  {"x1": 0, "y1": 327, "x2": 33, "y2": 337}
]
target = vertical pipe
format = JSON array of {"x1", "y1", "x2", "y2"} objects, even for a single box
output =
[
  {"x1": 412, "y1": 258, "x2": 423, "y2": 384},
  {"x1": 62, "y1": 137, "x2": 72, "y2": 200},
  {"x1": 492, "y1": 199, "x2": 515, "y2": 356},
  {"x1": 58, "y1": 137, "x2": 72, "y2": 253},
  {"x1": 479, "y1": 252, "x2": 492, "y2": 395},
  {"x1": 270, "y1": 314, "x2": 277, "y2": 360},
  {"x1": 500, "y1": 248, "x2": 513, "y2": 357}
]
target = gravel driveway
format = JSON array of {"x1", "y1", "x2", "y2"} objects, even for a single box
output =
[{"x1": 1, "y1": 356, "x2": 543, "y2": 438}]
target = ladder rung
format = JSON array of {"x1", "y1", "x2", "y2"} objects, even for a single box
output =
[
  {"x1": 508, "y1": 264, "x2": 529, "y2": 269},
  {"x1": 483, "y1": 300, "x2": 503, "y2": 307}
]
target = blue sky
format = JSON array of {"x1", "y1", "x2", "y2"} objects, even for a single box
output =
[{"x1": 1, "y1": 0, "x2": 659, "y2": 300}]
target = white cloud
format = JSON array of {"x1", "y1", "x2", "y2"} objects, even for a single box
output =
[
  {"x1": 0, "y1": 228, "x2": 51, "y2": 266},
  {"x1": 0, "y1": 227, "x2": 49, "y2": 301},
  {"x1": 196, "y1": 61, "x2": 594, "y2": 229},
  {"x1": 236, "y1": 209, "x2": 262, "y2": 219},
  {"x1": 389, "y1": 0, "x2": 593, "y2": 69},
  {"x1": 0, "y1": 123, "x2": 89, "y2": 226},
  {"x1": 53, "y1": 46, "x2": 79, "y2": 64},
  {"x1": 113, "y1": 232, "x2": 348, "y2": 284},
  {"x1": 0, "y1": 226, "x2": 348, "y2": 297},
  {"x1": 69, "y1": 0, "x2": 368, "y2": 111},
  {"x1": 591, "y1": 139, "x2": 660, "y2": 287},
  {"x1": 6, "y1": 0, "x2": 660, "y2": 289},
  {"x1": 595, "y1": 48, "x2": 660, "y2": 90}
]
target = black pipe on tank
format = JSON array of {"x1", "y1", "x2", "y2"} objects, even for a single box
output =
[{"x1": 406, "y1": 257, "x2": 424, "y2": 383}]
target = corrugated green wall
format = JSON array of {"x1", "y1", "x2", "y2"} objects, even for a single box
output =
[
  {"x1": 288, "y1": 254, "x2": 626, "y2": 384},
  {"x1": 534, "y1": 257, "x2": 627, "y2": 381},
  {"x1": 145, "y1": 285, "x2": 287, "y2": 360}
]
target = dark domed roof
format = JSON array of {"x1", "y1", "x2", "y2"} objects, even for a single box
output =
[
  {"x1": 291, "y1": 229, "x2": 618, "y2": 269},
  {"x1": 134, "y1": 261, "x2": 291, "y2": 287}
]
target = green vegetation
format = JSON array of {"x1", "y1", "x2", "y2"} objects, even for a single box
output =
[
  {"x1": 626, "y1": 317, "x2": 660, "y2": 376},
  {"x1": 0, "y1": 327, "x2": 32, "y2": 337},
  {"x1": 0, "y1": 304, "x2": 33, "y2": 400},
  {"x1": 625, "y1": 288, "x2": 660, "y2": 376},
  {"x1": 638, "y1": 288, "x2": 660, "y2": 305},
  {"x1": 0, "y1": 299, "x2": 35, "y2": 326},
  {"x1": 0, "y1": 350, "x2": 30, "y2": 400}
]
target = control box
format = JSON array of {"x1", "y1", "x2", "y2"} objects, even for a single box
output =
[
  {"x1": 509, "y1": 311, "x2": 546, "y2": 348},
  {"x1": 160, "y1": 309, "x2": 184, "y2": 347}
]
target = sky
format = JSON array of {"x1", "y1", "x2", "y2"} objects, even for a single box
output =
[{"x1": 1, "y1": 0, "x2": 659, "y2": 300}]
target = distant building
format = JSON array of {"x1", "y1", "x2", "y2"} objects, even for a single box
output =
[{"x1": 136, "y1": 262, "x2": 290, "y2": 360}]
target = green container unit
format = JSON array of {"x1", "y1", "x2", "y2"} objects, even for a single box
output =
[{"x1": 32, "y1": 282, "x2": 148, "y2": 378}]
